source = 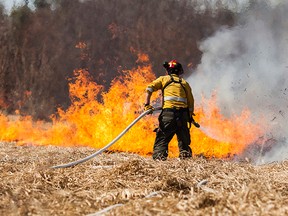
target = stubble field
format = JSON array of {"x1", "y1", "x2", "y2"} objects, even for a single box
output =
[{"x1": 0, "y1": 142, "x2": 287, "y2": 216}]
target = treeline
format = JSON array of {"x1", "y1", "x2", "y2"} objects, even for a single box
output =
[{"x1": 0, "y1": 0, "x2": 235, "y2": 119}]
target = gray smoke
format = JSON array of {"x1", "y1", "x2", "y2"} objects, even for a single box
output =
[
  {"x1": 187, "y1": 0, "x2": 288, "y2": 163},
  {"x1": 189, "y1": 0, "x2": 283, "y2": 12}
]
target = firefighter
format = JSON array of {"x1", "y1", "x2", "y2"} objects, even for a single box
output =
[{"x1": 144, "y1": 60, "x2": 195, "y2": 160}]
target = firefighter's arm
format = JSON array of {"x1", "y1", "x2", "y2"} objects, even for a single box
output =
[
  {"x1": 144, "y1": 77, "x2": 163, "y2": 110},
  {"x1": 185, "y1": 83, "x2": 195, "y2": 116},
  {"x1": 185, "y1": 83, "x2": 200, "y2": 128},
  {"x1": 144, "y1": 91, "x2": 153, "y2": 111}
]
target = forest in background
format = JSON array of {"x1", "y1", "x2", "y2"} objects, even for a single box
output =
[{"x1": 0, "y1": 0, "x2": 235, "y2": 119}]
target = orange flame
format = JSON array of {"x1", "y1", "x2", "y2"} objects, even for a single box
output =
[
  {"x1": 192, "y1": 94, "x2": 266, "y2": 158},
  {"x1": 136, "y1": 53, "x2": 149, "y2": 63},
  {"x1": 0, "y1": 62, "x2": 267, "y2": 158}
]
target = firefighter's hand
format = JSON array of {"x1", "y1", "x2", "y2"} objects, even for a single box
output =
[
  {"x1": 193, "y1": 121, "x2": 200, "y2": 128},
  {"x1": 190, "y1": 114, "x2": 200, "y2": 128},
  {"x1": 144, "y1": 104, "x2": 154, "y2": 112}
]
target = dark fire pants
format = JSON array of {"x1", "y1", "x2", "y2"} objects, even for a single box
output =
[{"x1": 152, "y1": 108, "x2": 192, "y2": 160}]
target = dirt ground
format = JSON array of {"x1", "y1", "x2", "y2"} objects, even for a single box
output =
[{"x1": 0, "y1": 142, "x2": 287, "y2": 216}]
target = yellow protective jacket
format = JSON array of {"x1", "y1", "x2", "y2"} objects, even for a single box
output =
[{"x1": 146, "y1": 74, "x2": 194, "y2": 113}]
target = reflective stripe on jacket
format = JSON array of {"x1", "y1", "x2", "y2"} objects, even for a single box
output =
[
  {"x1": 146, "y1": 74, "x2": 194, "y2": 112},
  {"x1": 163, "y1": 96, "x2": 187, "y2": 103}
]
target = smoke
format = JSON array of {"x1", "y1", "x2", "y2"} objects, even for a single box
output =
[
  {"x1": 187, "y1": 0, "x2": 288, "y2": 163},
  {"x1": 188, "y1": 0, "x2": 282, "y2": 13}
]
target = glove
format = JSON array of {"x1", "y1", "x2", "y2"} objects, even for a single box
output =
[
  {"x1": 144, "y1": 103, "x2": 154, "y2": 111},
  {"x1": 189, "y1": 115, "x2": 200, "y2": 128}
]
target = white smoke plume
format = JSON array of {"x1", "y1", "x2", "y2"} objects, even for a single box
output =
[
  {"x1": 187, "y1": 0, "x2": 288, "y2": 163},
  {"x1": 191, "y1": 0, "x2": 283, "y2": 12}
]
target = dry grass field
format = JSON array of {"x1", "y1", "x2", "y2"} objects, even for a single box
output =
[{"x1": 0, "y1": 141, "x2": 287, "y2": 216}]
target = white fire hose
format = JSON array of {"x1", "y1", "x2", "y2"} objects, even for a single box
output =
[{"x1": 51, "y1": 107, "x2": 161, "y2": 169}]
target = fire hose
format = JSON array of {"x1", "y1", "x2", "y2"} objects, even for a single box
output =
[
  {"x1": 51, "y1": 107, "x2": 161, "y2": 168},
  {"x1": 51, "y1": 107, "x2": 200, "y2": 169}
]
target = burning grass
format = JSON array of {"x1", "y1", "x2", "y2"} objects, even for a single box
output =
[
  {"x1": 0, "y1": 142, "x2": 287, "y2": 216},
  {"x1": 0, "y1": 65, "x2": 268, "y2": 159},
  {"x1": 0, "y1": 59, "x2": 285, "y2": 215}
]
